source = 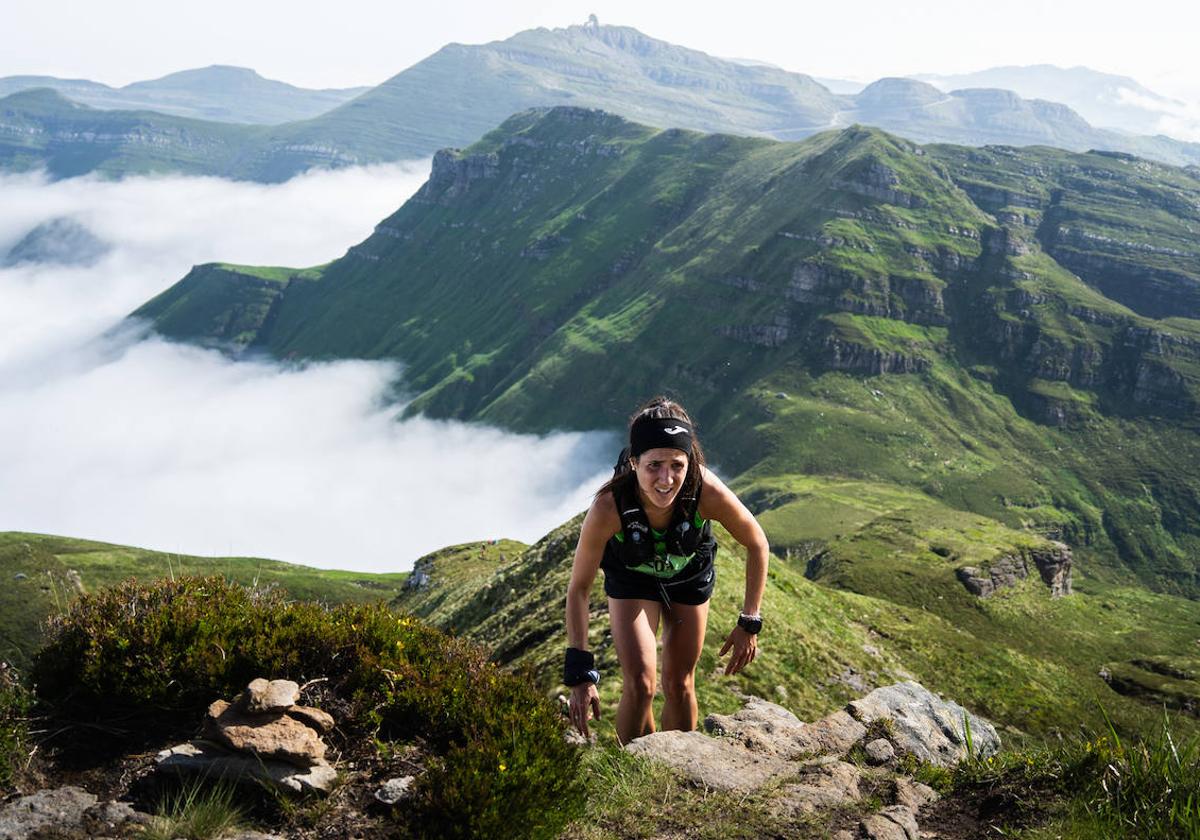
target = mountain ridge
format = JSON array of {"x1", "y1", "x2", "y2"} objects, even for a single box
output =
[
  {"x1": 4, "y1": 24, "x2": 1200, "y2": 181},
  {"x1": 131, "y1": 107, "x2": 1200, "y2": 598},
  {"x1": 0, "y1": 65, "x2": 368, "y2": 125}
]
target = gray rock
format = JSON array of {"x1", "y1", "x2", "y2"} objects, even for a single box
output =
[
  {"x1": 374, "y1": 776, "x2": 416, "y2": 805},
  {"x1": 704, "y1": 699, "x2": 866, "y2": 759},
  {"x1": 623, "y1": 729, "x2": 795, "y2": 792},
  {"x1": 84, "y1": 800, "x2": 151, "y2": 830},
  {"x1": 892, "y1": 776, "x2": 940, "y2": 810},
  {"x1": 770, "y1": 758, "x2": 863, "y2": 814},
  {"x1": 0, "y1": 785, "x2": 97, "y2": 839},
  {"x1": 848, "y1": 681, "x2": 1000, "y2": 766},
  {"x1": 245, "y1": 678, "x2": 301, "y2": 712},
  {"x1": 865, "y1": 737, "x2": 896, "y2": 764},
  {"x1": 156, "y1": 740, "x2": 337, "y2": 795},
  {"x1": 861, "y1": 805, "x2": 920, "y2": 840},
  {"x1": 956, "y1": 544, "x2": 1073, "y2": 599}
]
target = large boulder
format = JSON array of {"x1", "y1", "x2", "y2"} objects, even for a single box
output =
[
  {"x1": 704, "y1": 698, "x2": 866, "y2": 758},
  {"x1": 848, "y1": 681, "x2": 1000, "y2": 765},
  {"x1": 622, "y1": 729, "x2": 795, "y2": 792},
  {"x1": 770, "y1": 757, "x2": 864, "y2": 814}
]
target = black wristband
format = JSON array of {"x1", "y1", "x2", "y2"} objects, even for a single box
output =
[
  {"x1": 737, "y1": 613, "x2": 763, "y2": 635},
  {"x1": 564, "y1": 647, "x2": 600, "y2": 686}
]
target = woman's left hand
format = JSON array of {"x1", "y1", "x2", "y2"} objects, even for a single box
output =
[{"x1": 718, "y1": 625, "x2": 758, "y2": 676}]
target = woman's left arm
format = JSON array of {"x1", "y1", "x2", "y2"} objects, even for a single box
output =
[{"x1": 699, "y1": 468, "x2": 769, "y2": 675}]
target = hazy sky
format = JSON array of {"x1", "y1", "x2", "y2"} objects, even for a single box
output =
[
  {"x1": 7, "y1": 0, "x2": 1199, "y2": 101},
  {"x1": 0, "y1": 166, "x2": 611, "y2": 570}
]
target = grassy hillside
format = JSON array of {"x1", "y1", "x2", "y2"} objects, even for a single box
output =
[
  {"x1": 137, "y1": 108, "x2": 1200, "y2": 598},
  {"x1": 394, "y1": 508, "x2": 1200, "y2": 744},
  {"x1": 0, "y1": 532, "x2": 408, "y2": 669}
]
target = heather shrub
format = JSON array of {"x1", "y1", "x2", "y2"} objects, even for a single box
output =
[
  {"x1": 31, "y1": 577, "x2": 584, "y2": 838},
  {"x1": 0, "y1": 664, "x2": 33, "y2": 791}
]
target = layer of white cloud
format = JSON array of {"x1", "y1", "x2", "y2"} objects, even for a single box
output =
[
  {"x1": 1116, "y1": 87, "x2": 1200, "y2": 143},
  {"x1": 0, "y1": 166, "x2": 612, "y2": 571}
]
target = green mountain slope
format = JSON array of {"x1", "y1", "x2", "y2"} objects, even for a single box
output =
[
  {"x1": 134, "y1": 107, "x2": 1200, "y2": 596},
  {"x1": 0, "y1": 532, "x2": 408, "y2": 669},
  {"x1": 4, "y1": 24, "x2": 1200, "y2": 181},
  {"x1": 0, "y1": 66, "x2": 367, "y2": 125}
]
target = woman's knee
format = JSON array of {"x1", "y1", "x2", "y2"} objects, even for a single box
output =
[
  {"x1": 660, "y1": 669, "x2": 695, "y2": 702},
  {"x1": 622, "y1": 669, "x2": 656, "y2": 704}
]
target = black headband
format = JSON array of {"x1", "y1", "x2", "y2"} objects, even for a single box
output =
[{"x1": 630, "y1": 415, "x2": 693, "y2": 457}]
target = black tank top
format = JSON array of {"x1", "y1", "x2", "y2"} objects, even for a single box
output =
[{"x1": 602, "y1": 478, "x2": 716, "y2": 580}]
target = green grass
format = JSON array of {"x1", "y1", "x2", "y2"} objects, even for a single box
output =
[
  {"x1": 140, "y1": 780, "x2": 245, "y2": 840},
  {"x1": 943, "y1": 708, "x2": 1200, "y2": 838},
  {"x1": 0, "y1": 532, "x2": 409, "y2": 669},
  {"x1": 561, "y1": 744, "x2": 813, "y2": 840}
]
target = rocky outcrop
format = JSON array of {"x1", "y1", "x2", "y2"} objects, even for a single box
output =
[
  {"x1": 787, "y1": 262, "x2": 947, "y2": 325},
  {"x1": 717, "y1": 316, "x2": 792, "y2": 348},
  {"x1": 416, "y1": 149, "x2": 500, "y2": 205},
  {"x1": 704, "y1": 697, "x2": 866, "y2": 758},
  {"x1": 956, "y1": 542, "x2": 1073, "y2": 598},
  {"x1": 623, "y1": 729, "x2": 796, "y2": 792},
  {"x1": 833, "y1": 160, "x2": 925, "y2": 209},
  {"x1": 821, "y1": 335, "x2": 929, "y2": 375},
  {"x1": 0, "y1": 787, "x2": 151, "y2": 840},
  {"x1": 847, "y1": 682, "x2": 1001, "y2": 765},
  {"x1": 156, "y1": 678, "x2": 338, "y2": 795},
  {"x1": 626, "y1": 682, "x2": 994, "y2": 838},
  {"x1": 404, "y1": 555, "x2": 434, "y2": 591},
  {"x1": 1046, "y1": 243, "x2": 1200, "y2": 321}
]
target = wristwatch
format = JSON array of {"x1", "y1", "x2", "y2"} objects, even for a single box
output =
[{"x1": 737, "y1": 612, "x2": 763, "y2": 635}]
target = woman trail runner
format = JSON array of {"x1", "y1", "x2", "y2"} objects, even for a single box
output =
[{"x1": 564, "y1": 396, "x2": 768, "y2": 744}]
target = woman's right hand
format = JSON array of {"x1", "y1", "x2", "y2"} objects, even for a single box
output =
[{"x1": 569, "y1": 682, "x2": 601, "y2": 738}]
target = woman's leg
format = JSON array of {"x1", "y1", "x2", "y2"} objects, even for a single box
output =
[
  {"x1": 659, "y1": 600, "x2": 710, "y2": 732},
  {"x1": 608, "y1": 597, "x2": 661, "y2": 745}
]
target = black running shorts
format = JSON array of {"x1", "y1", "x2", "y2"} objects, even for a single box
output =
[{"x1": 602, "y1": 559, "x2": 716, "y2": 606}]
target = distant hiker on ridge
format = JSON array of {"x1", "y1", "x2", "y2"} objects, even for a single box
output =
[{"x1": 565, "y1": 397, "x2": 768, "y2": 744}]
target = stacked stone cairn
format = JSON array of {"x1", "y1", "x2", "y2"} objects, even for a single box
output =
[{"x1": 156, "y1": 678, "x2": 337, "y2": 795}]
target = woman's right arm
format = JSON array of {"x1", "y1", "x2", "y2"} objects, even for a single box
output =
[
  {"x1": 566, "y1": 492, "x2": 617, "y2": 648},
  {"x1": 565, "y1": 492, "x2": 618, "y2": 737}
]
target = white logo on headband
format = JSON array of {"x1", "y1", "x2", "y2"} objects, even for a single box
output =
[{"x1": 663, "y1": 426, "x2": 688, "y2": 435}]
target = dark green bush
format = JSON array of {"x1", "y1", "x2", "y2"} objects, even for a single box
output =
[
  {"x1": 0, "y1": 663, "x2": 33, "y2": 791},
  {"x1": 32, "y1": 577, "x2": 584, "y2": 839}
]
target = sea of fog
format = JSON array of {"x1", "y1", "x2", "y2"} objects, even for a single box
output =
[{"x1": 0, "y1": 166, "x2": 613, "y2": 571}]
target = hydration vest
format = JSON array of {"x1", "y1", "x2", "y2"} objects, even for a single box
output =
[{"x1": 607, "y1": 457, "x2": 716, "y2": 579}]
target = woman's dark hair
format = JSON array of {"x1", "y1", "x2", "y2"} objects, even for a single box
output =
[{"x1": 596, "y1": 396, "x2": 707, "y2": 507}]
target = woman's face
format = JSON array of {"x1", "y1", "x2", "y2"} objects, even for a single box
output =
[{"x1": 632, "y1": 447, "x2": 689, "y2": 511}]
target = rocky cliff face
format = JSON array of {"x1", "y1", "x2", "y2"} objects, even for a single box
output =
[{"x1": 956, "y1": 542, "x2": 1073, "y2": 598}]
